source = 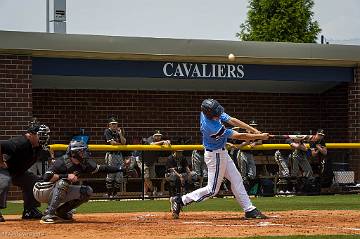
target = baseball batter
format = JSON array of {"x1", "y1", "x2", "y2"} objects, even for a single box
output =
[{"x1": 170, "y1": 99, "x2": 270, "y2": 219}]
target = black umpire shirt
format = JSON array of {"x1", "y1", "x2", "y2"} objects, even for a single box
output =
[{"x1": 0, "y1": 136, "x2": 41, "y2": 177}]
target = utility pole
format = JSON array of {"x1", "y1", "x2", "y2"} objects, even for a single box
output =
[
  {"x1": 46, "y1": 0, "x2": 49, "y2": 33},
  {"x1": 47, "y1": 0, "x2": 66, "y2": 33}
]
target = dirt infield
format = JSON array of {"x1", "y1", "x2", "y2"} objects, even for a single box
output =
[{"x1": 2, "y1": 210, "x2": 360, "y2": 238}]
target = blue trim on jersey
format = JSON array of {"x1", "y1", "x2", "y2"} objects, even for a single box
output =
[
  {"x1": 210, "y1": 126, "x2": 226, "y2": 139},
  {"x1": 196, "y1": 153, "x2": 220, "y2": 202}
]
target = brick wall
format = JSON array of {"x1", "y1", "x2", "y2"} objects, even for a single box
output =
[
  {"x1": 7, "y1": 186, "x2": 22, "y2": 201},
  {"x1": 0, "y1": 54, "x2": 33, "y2": 201},
  {"x1": 320, "y1": 83, "x2": 349, "y2": 142},
  {"x1": 349, "y1": 66, "x2": 360, "y2": 179},
  {"x1": 0, "y1": 54, "x2": 33, "y2": 140},
  {"x1": 32, "y1": 86, "x2": 348, "y2": 145}
]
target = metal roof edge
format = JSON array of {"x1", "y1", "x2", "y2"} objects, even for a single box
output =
[{"x1": 0, "y1": 30, "x2": 359, "y2": 66}]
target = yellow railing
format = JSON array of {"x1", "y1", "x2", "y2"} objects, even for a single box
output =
[{"x1": 49, "y1": 143, "x2": 360, "y2": 151}]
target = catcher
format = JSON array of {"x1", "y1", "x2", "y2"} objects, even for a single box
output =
[{"x1": 33, "y1": 140, "x2": 123, "y2": 224}]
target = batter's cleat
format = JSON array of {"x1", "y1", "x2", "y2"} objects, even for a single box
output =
[
  {"x1": 0, "y1": 212, "x2": 5, "y2": 222},
  {"x1": 245, "y1": 208, "x2": 268, "y2": 219},
  {"x1": 40, "y1": 214, "x2": 59, "y2": 224},
  {"x1": 170, "y1": 196, "x2": 183, "y2": 219},
  {"x1": 22, "y1": 208, "x2": 43, "y2": 220}
]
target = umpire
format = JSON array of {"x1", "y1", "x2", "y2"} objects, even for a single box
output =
[{"x1": 0, "y1": 123, "x2": 50, "y2": 222}]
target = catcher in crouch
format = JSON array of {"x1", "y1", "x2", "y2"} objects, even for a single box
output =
[{"x1": 33, "y1": 140, "x2": 123, "y2": 224}]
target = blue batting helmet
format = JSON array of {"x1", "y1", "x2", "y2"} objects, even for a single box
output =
[{"x1": 201, "y1": 99, "x2": 224, "y2": 119}]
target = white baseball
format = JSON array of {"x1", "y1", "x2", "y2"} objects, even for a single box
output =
[{"x1": 228, "y1": 53, "x2": 235, "y2": 61}]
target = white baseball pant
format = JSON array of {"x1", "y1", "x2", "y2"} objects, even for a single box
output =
[{"x1": 181, "y1": 148, "x2": 256, "y2": 212}]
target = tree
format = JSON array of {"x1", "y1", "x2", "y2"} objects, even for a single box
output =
[{"x1": 237, "y1": 0, "x2": 321, "y2": 43}]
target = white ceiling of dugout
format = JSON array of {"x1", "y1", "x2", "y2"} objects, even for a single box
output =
[{"x1": 0, "y1": 31, "x2": 359, "y2": 93}]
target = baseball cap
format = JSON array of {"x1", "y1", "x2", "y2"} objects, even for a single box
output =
[
  {"x1": 108, "y1": 117, "x2": 118, "y2": 124},
  {"x1": 317, "y1": 129, "x2": 325, "y2": 136},
  {"x1": 153, "y1": 130, "x2": 162, "y2": 137}
]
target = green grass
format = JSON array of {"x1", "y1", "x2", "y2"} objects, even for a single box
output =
[{"x1": 2, "y1": 194, "x2": 360, "y2": 215}]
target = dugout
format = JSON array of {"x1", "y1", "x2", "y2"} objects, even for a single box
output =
[{"x1": 1, "y1": 30, "x2": 360, "y2": 198}]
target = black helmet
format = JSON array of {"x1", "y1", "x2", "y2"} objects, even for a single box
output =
[
  {"x1": 67, "y1": 140, "x2": 89, "y2": 161},
  {"x1": 201, "y1": 99, "x2": 224, "y2": 119}
]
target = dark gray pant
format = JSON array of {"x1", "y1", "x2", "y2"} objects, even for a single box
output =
[
  {"x1": 0, "y1": 168, "x2": 41, "y2": 210},
  {"x1": 238, "y1": 151, "x2": 257, "y2": 180},
  {"x1": 105, "y1": 153, "x2": 124, "y2": 188}
]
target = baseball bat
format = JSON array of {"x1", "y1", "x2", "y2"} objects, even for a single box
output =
[{"x1": 272, "y1": 135, "x2": 311, "y2": 140}]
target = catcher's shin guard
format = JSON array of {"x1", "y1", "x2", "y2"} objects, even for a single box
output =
[
  {"x1": 56, "y1": 185, "x2": 92, "y2": 220},
  {"x1": 45, "y1": 179, "x2": 69, "y2": 216},
  {"x1": 55, "y1": 199, "x2": 81, "y2": 220}
]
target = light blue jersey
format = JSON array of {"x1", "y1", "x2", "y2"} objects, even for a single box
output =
[{"x1": 200, "y1": 112, "x2": 234, "y2": 150}]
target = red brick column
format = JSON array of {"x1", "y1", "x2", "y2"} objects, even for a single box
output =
[
  {"x1": 0, "y1": 54, "x2": 33, "y2": 140},
  {"x1": 7, "y1": 186, "x2": 23, "y2": 201},
  {"x1": 349, "y1": 65, "x2": 360, "y2": 180},
  {"x1": 0, "y1": 54, "x2": 33, "y2": 200}
]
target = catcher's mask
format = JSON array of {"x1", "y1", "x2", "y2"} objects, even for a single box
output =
[
  {"x1": 68, "y1": 140, "x2": 89, "y2": 162},
  {"x1": 201, "y1": 99, "x2": 224, "y2": 119},
  {"x1": 27, "y1": 123, "x2": 50, "y2": 148}
]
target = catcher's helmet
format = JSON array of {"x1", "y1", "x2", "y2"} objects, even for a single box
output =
[
  {"x1": 201, "y1": 99, "x2": 224, "y2": 119},
  {"x1": 67, "y1": 140, "x2": 89, "y2": 161}
]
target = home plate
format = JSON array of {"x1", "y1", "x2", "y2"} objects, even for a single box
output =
[
  {"x1": 257, "y1": 222, "x2": 278, "y2": 227},
  {"x1": 183, "y1": 221, "x2": 208, "y2": 224}
]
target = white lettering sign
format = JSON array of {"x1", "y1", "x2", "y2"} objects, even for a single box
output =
[{"x1": 162, "y1": 62, "x2": 245, "y2": 79}]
